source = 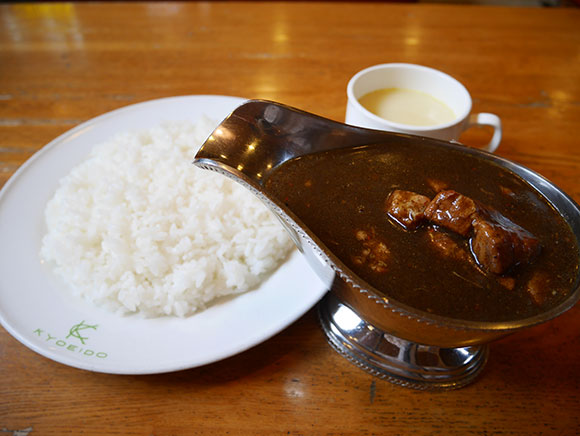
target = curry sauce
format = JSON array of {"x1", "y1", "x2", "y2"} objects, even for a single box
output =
[{"x1": 264, "y1": 142, "x2": 579, "y2": 322}]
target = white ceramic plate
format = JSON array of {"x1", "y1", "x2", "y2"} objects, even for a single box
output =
[{"x1": 0, "y1": 95, "x2": 328, "y2": 374}]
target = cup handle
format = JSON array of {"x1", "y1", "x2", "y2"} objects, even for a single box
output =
[{"x1": 467, "y1": 113, "x2": 502, "y2": 153}]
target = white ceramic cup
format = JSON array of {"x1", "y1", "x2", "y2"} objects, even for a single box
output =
[{"x1": 345, "y1": 63, "x2": 501, "y2": 153}]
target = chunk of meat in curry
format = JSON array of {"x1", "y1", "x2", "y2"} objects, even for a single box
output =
[
  {"x1": 424, "y1": 190, "x2": 479, "y2": 236},
  {"x1": 385, "y1": 190, "x2": 430, "y2": 230},
  {"x1": 472, "y1": 214, "x2": 540, "y2": 275}
]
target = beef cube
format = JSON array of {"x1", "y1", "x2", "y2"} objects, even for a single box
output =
[
  {"x1": 471, "y1": 216, "x2": 540, "y2": 275},
  {"x1": 490, "y1": 211, "x2": 541, "y2": 267},
  {"x1": 385, "y1": 190, "x2": 430, "y2": 230},
  {"x1": 471, "y1": 219, "x2": 514, "y2": 274},
  {"x1": 424, "y1": 190, "x2": 479, "y2": 236}
]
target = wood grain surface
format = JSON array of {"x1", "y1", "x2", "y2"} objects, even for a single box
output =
[{"x1": 1, "y1": 2, "x2": 579, "y2": 435}]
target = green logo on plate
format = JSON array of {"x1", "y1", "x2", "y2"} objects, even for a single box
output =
[{"x1": 66, "y1": 320, "x2": 98, "y2": 345}]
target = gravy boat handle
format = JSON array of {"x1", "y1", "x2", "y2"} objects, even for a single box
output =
[{"x1": 194, "y1": 99, "x2": 398, "y2": 189}]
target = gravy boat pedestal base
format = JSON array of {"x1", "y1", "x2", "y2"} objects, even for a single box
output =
[{"x1": 318, "y1": 292, "x2": 489, "y2": 390}]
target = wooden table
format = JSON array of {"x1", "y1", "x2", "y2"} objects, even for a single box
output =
[{"x1": 1, "y1": 2, "x2": 579, "y2": 435}]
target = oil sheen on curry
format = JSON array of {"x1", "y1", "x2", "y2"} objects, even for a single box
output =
[{"x1": 264, "y1": 142, "x2": 579, "y2": 322}]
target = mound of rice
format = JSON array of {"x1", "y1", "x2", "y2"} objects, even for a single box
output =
[{"x1": 40, "y1": 118, "x2": 293, "y2": 317}]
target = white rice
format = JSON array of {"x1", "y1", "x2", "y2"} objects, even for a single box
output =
[{"x1": 40, "y1": 117, "x2": 293, "y2": 317}]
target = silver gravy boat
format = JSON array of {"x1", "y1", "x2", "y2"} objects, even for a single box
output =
[{"x1": 194, "y1": 100, "x2": 580, "y2": 390}]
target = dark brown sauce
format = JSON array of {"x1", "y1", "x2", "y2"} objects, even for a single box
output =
[{"x1": 265, "y1": 142, "x2": 579, "y2": 322}]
